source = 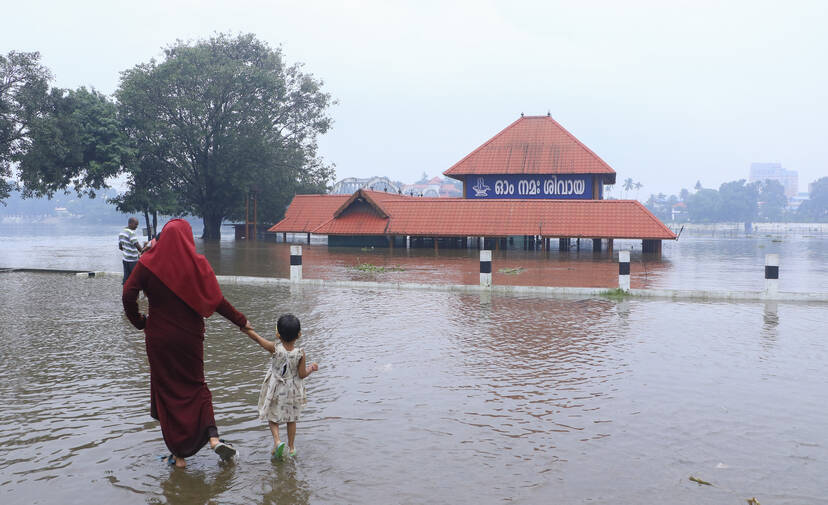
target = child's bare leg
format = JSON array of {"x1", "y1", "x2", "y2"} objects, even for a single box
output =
[
  {"x1": 287, "y1": 422, "x2": 297, "y2": 451},
  {"x1": 173, "y1": 455, "x2": 186, "y2": 468},
  {"x1": 268, "y1": 421, "x2": 282, "y2": 447}
]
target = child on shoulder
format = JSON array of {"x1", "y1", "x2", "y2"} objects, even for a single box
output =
[{"x1": 244, "y1": 313, "x2": 318, "y2": 460}]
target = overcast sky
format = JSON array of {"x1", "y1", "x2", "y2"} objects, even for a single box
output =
[{"x1": 4, "y1": 0, "x2": 827, "y2": 197}]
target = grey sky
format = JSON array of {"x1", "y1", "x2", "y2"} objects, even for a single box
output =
[{"x1": 4, "y1": 0, "x2": 827, "y2": 197}]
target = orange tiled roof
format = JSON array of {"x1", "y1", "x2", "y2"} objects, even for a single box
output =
[
  {"x1": 282, "y1": 190, "x2": 675, "y2": 240},
  {"x1": 267, "y1": 194, "x2": 350, "y2": 233},
  {"x1": 268, "y1": 190, "x2": 419, "y2": 233},
  {"x1": 443, "y1": 115, "x2": 617, "y2": 184}
]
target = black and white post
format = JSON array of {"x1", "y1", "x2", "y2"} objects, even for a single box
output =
[
  {"x1": 480, "y1": 250, "x2": 492, "y2": 288},
  {"x1": 765, "y1": 253, "x2": 778, "y2": 297},
  {"x1": 618, "y1": 250, "x2": 630, "y2": 292},
  {"x1": 290, "y1": 245, "x2": 302, "y2": 282}
]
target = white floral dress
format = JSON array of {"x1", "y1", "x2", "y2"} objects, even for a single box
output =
[{"x1": 257, "y1": 343, "x2": 307, "y2": 423}]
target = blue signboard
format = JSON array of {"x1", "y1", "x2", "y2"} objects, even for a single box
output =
[{"x1": 464, "y1": 174, "x2": 593, "y2": 200}]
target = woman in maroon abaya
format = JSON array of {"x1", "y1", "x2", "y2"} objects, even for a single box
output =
[{"x1": 123, "y1": 219, "x2": 252, "y2": 468}]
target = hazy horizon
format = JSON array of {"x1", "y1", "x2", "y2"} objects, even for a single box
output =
[{"x1": 4, "y1": 0, "x2": 826, "y2": 197}]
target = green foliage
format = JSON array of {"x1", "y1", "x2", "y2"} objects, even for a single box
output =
[
  {"x1": 686, "y1": 188, "x2": 722, "y2": 222},
  {"x1": 17, "y1": 87, "x2": 130, "y2": 199},
  {"x1": 644, "y1": 192, "x2": 679, "y2": 222},
  {"x1": 756, "y1": 179, "x2": 787, "y2": 221},
  {"x1": 0, "y1": 51, "x2": 52, "y2": 202},
  {"x1": 797, "y1": 176, "x2": 828, "y2": 221},
  {"x1": 718, "y1": 179, "x2": 757, "y2": 225},
  {"x1": 349, "y1": 263, "x2": 404, "y2": 273},
  {"x1": 116, "y1": 33, "x2": 335, "y2": 239}
]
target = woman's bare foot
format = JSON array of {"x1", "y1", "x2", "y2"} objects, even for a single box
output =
[
  {"x1": 173, "y1": 456, "x2": 187, "y2": 468},
  {"x1": 209, "y1": 436, "x2": 220, "y2": 449}
]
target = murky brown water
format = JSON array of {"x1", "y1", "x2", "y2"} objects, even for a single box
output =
[
  {"x1": 1, "y1": 270, "x2": 827, "y2": 504},
  {"x1": 3, "y1": 223, "x2": 828, "y2": 292}
]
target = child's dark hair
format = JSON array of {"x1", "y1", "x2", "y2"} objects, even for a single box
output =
[{"x1": 277, "y1": 313, "x2": 301, "y2": 342}]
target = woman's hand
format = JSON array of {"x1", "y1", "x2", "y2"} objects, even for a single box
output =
[{"x1": 240, "y1": 320, "x2": 253, "y2": 334}]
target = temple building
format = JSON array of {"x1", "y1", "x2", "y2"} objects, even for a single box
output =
[{"x1": 269, "y1": 114, "x2": 675, "y2": 254}]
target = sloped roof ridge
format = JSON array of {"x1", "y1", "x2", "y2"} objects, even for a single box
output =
[
  {"x1": 333, "y1": 188, "x2": 390, "y2": 218},
  {"x1": 443, "y1": 115, "x2": 615, "y2": 176},
  {"x1": 630, "y1": 199, "x2": 676, "y2": 236},
  {"x1": 443, "y1": 116, "x2": 523, "y2": 176},
  {"x1": 541, "y1": 116, "x2": 615, "y2": 174}
]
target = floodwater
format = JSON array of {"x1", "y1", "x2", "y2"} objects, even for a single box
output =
[
  {"x1": 2, "y1": 223, "x2": 828, "y2": 292},
  {"x1": 1, "y1": 223, "x2": 828, "y2": 504}
]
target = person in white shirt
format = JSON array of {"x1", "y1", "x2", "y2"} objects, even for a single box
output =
[{"x1": 118, "y1": 217, "x2": 144, "y2": 284}]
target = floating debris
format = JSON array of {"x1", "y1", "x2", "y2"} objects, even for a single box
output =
[
  {"x1": 746, "y1": 498, "x2": 761, "y2": 505},
  {"x1": 498, "y1": 267, "x2": 526, "y2": 275},
  {"x1": 350, "y1": 263, "x2": 404, "y2": 273},
  {"x1": 689, "y1": 476, "x2": 712, "y2": 486}
]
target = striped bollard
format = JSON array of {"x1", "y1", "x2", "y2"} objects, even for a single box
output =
[
  {"x1": 618, "y1": 250, "x2": 630, "y2": 292},
  {"x1": 765, "y1": 254, "x2": 778, "y2": 297},
  {"x1": 290, "y1": 245, "x2": 302, "y2": 282},
  {"x1": 480, "y1": 250, "x2": 492, "y2": 288}
]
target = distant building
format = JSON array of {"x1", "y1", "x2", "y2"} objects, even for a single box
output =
[
  {"x1": 788, "y1": 192, "x2": 810, "y2": 211},
  {"x1": 749, "y1": 162, "x2": 798, "y2": 199},
  {"x1": 330, "y1": 177, "x2": 401, "y2": 194},
  {"x1": 400, "y1": 177, "x2": 462, "y2": 198}
]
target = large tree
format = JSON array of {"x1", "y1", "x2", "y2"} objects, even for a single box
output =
[
  {"x1": 116, "y1": 33, "x2": 334, "y2": 239},
  {"x1": 718, "y1": 179, "x2": 758, "y2": 228},
  {"x1": 0, "y1": 51, "x2": 52, "y2": 202},
  {"x1": 686, "y1": 187, "x2": 722, "y2": 222},
  {"x1": 16, "y1": 86, "x2": 129, "y2": 199},
  {"x1": 756, "y1": 179, "x2": 788, "y2": 222},
  {"x1": 798, "y1": 177, "x2": 828, "y2": 221}
]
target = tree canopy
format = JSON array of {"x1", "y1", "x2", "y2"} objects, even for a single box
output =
[
  {"x1": 0, "y1": 51, "x2": 52, "y2": 202},
  {"x1": 116, "y1": 33, "x2": 335, "y2": 239},
  {"x1": 16, "y1": 86, "x2": 129, "y2": 199},
  {"x1": 797, "y1": 177, "x2": 828, "y2": 221}
]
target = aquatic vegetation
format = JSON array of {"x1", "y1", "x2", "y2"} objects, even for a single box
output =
[
  {"x1": 689, "y1": 476, "x2": 712, "y2": 486},
  {"x1": 350, "y1": 263, "x2": 404, "y2": 273},
  {"x1": 601, "y1": 288, "x2": 628, "y2": 300}
]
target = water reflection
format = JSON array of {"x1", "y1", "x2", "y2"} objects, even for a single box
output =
[
  {"x1": 761, "y1": 301, "x2": 779, "y2": 348},
  {"x1": 2, "y1": 272, "x2": 828, "y2": 504},
  {"x1": 3, "y1": 224, "x2": 828, "y2": 293}
]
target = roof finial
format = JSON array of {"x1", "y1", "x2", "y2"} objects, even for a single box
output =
[
  {"x1": 520, "y1": 112, "x2": 524, "y2": 117},
  {"x1": 547, "y1": 110, "x2": 551, "y2": 117}
]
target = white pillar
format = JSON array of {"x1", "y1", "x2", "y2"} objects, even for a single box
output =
[
  {"x1": 406, "y1": 235, "x2": 410, "y2": 249},
  {"x1": 618, "y1": 250, "x2": 630, "y2": 292},
  {"x1": 765, "y1": 253, "x2": 779, "y2": 297},
  {"x1": 480, "y1": 250, "x2": 492, "y2": 288},
  {"x1": 290, "y1": 245, "x2": 302, "y2": 282}
]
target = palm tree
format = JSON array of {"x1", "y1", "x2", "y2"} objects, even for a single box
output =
[
  {"x1": 623, "y1": 178, "x2": 634, "y2": 198},
  {"x1": 634, "y1": 181, "x2": 643, "y2": 200}
]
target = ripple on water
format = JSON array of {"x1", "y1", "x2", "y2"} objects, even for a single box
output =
[{"x1": 1, "y1": 273, "x2": 828, "y2": 504}]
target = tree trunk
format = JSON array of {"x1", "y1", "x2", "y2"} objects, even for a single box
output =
[
  {"x1": 152, "y1": 211, "x2": 158, "y2": 238},
  {"x1": 142, "y1": 209, "x2": 151, "y2": 241},
  {"x1": 202, "y1": 213, "x2": 223, "y2": 240}
]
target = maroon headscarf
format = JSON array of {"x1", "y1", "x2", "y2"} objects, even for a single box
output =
[{"x1": 139, "y1": 219, "x2": 223, "y2": 317}]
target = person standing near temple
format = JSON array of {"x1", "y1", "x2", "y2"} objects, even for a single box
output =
[{"x1": 119, "y1": 217, "x2": 143, "y2": 284}]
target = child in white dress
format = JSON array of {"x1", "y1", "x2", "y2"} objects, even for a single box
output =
[{"x1": 244, "y1": 313, "x2": 318, "y2": 459}]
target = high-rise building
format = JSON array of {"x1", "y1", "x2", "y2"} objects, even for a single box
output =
[{"x1": 749, "y1": 162, "x2": 798, "y2": 199}]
